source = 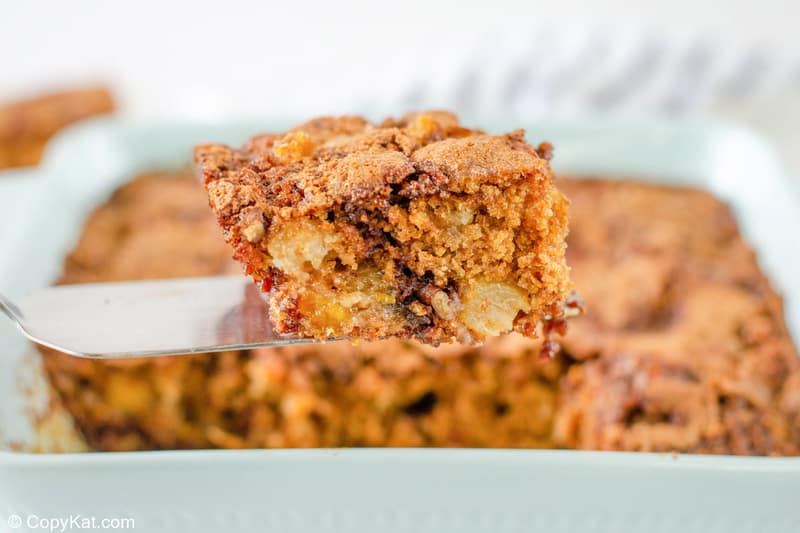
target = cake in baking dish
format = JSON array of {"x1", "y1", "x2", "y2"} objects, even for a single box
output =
[{"x1": 38, "y1": 171, "x2": 800, "y2": 455}]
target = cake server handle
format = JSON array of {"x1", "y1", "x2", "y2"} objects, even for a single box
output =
[{"x1": 0, "y1": 292, "x2": 24, "y2": 324}]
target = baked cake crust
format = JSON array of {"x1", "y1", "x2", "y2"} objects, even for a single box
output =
[{"x1": 195, "y1": 112, "x2": 572, "y2": 345}]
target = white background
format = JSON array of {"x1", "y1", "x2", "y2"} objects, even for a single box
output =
[
  {"x1": 2, "y1": 0, "x2": 799, "y2": 172},
  {"x1": 2, "y1": 0, "x2": 797, "y2": 110}
]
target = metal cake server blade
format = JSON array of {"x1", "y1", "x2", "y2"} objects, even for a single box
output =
[{"x1": 0, "y1": 276, "x2": 326, "y2": 359}]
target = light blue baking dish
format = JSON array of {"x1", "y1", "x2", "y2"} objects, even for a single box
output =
[{"x1": 0, "y1": 116, "x2": 799, "y2": 533}]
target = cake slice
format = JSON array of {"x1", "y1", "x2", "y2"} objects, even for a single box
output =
[{"x1": 195, "y1": 111, "x2": 573, "y2": 345}]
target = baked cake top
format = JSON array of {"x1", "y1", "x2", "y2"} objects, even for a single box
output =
[{"x1": 196, "y1": 111, "x2": 556, "y2": 218}]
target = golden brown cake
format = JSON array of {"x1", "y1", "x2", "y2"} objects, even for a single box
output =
[
  {"x1": 38, "y1": 171, "x2": 800, "y2": 455},
  {"x1": 195, "y1": 112, "x2": 573, "y2": 345},
  {"x1": 553, "y1": 178, "x2": 800, "y2": 455},
  {"x1": 0, "y1": 87, "x2": 114, "y2": 169}
]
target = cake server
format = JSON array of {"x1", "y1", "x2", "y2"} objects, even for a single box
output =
[
  {"x1": 0, "y1": 275, "x2": 322, "y2": 358},
  {"x1": 1, "y1": 276, "x2": 580, "y2": 359}
]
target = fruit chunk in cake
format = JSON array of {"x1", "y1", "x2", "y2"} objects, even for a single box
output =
[{"x1": 195, "y1": 111, "x2": 572, "y2": 345}]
